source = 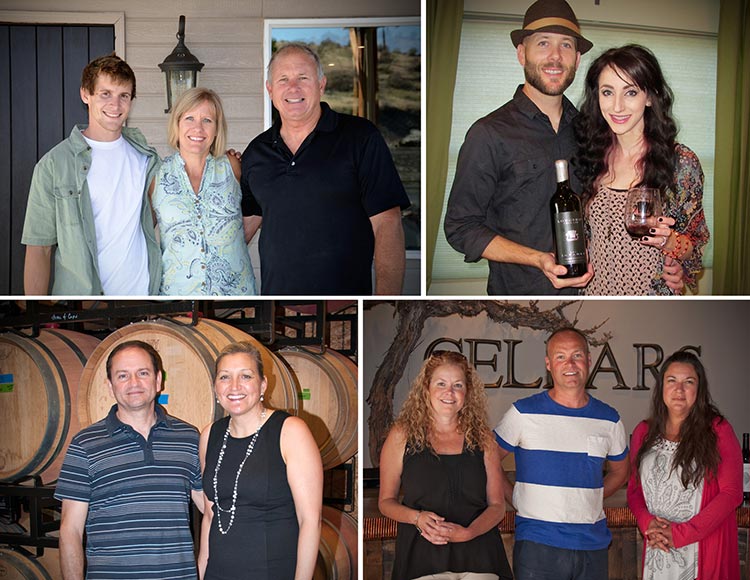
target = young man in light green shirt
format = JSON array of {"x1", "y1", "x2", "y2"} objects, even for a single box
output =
[{"x1": 22, "y1": 54, "x2": 161, "y2": 295}]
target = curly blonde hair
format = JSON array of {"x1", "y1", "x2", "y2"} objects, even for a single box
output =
[{"x1": 394, "y1": 351, "x2": 494, "y2": 454}]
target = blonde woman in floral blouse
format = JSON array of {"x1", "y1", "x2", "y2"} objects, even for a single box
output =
[
  {"x1": 573, "y1": 45, "x2": 709, "y2": 295},
  {"x1": 151, "y1": 88, "x2": 259, "y2": 295}
]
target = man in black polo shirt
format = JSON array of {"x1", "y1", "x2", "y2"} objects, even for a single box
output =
[{"x1": 240, "y1": 42, "x2": 410, "y2": 295}]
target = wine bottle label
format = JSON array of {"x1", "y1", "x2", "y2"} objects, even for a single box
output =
[
  {"x1": 744, "y1": 463, "x2": 749, "y2": 493},
  {"x1": 553, "y1": 211, "x2": 586, "y2": 264}
]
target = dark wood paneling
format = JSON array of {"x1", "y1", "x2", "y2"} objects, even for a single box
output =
[
  {"x1": 34, "y1": 29, "x2": 63, "y2": 296},
  {"x1": 62, "y1": 26, "x2": 88, "y2": 135},
  {"x1": 37, "y1": 26, "x2": 64, "y2": 158},
  {"x1": 0, "y1": 26, "x2": 11, "y2": 294},
  {"x1": 10, "y1": 26, "x2": 37, "y2": 296},
  {"x1": 88, "y1": 26, "x2": 114, "y2": 60}
]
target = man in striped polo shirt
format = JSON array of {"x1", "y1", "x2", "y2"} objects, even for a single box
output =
[
  {"x1": 55, "y1": 341, "x2": 203, "y2": 579},
  {"x1": 494, "y1": 328, "x2": 629, "y2": 579}
]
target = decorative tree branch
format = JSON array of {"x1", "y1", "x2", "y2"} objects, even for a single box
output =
[{"x1": 366, "y1": 300, "x2": 610, "y2": 466}]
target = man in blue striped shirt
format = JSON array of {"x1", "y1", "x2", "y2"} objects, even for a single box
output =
[
  {"x1": 55, "y1": 340, "x2": 203, "y2": 579},
  {"x1": 494, "y1": 328, "x2": 629, "y2": 580}
]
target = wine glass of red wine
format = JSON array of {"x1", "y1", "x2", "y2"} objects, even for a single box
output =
[{"x1": 624, "y1": 187, "x2": 663, "y2": 239}]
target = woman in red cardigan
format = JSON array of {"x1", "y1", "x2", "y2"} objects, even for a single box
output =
[{"x1": 627, "y1": 350, "x2": 742, "y2": 580}]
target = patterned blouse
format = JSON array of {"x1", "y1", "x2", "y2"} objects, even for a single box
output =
[
  {"x1": 583, "y1": 143, "x2": 709, "y2": 295},
  {"x1": 639, "y1": 438, "x2": 703, "y2": 580},
  {"x1": 153, "y1": 153, "x2": 257, "y2": 296}
]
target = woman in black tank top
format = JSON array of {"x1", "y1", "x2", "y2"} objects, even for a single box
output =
[
  {"x1": 197, "y1": 342, "x2": 322, "y2": 580},
  {"x1": 379, "y1": 350, "x2": 513, "y2": 580}
]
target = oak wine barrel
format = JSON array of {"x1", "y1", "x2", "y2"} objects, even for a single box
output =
[
  {"x1": 0, "y1": 547, "x2": 54, "y2": 579},
  {"x1": 0, "y1": 329, "x2": 100, "y2": 483},
  {"x1": 314, "y1": 505, "x2": 358, "y2": 580},
  {"x1": 277, "y1": 348, "x2": 357, "y2": 470}
]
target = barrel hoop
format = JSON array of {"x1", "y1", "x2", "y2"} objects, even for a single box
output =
[
  {"x1": 0, "y1": 547, "x2": 53, "y2": 579},
  {"x1": 44, "y1": 329, "x2": 89, "y2": 366},
  {"x1": 320, "y1": 506, "x2": 357, "y2": 580},
  {"x1": 25, "y1": 332, "x2": 72, "y2": 476}
]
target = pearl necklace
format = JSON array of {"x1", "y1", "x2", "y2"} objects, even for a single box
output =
[{"x1": 212, "y1": 408, "x2": 266, "y2": 535}]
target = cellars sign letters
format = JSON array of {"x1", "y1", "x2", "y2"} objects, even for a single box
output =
[{"x1": 423, "y1": 337, "x2": 701, "y2": 391}]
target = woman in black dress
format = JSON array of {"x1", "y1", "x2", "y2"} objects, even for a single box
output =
[
  {"x1": 198, "y1": 342, "x2": 322, "y2": 579},
  {"x1": 379, "y1": 350, "x2": 513, "y2": 580}
]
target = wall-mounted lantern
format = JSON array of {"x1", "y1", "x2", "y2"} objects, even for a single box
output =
[{"x1": 158, "y1": 15, "x2": 204, "y2": 113}]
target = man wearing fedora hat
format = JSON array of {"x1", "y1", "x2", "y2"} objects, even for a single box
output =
[{"x1": 444, "y1": 0, "x2": 594, "y2": 295}]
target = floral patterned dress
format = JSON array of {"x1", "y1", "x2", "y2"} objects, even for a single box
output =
[
  {"x1": 153, "y1": 153, "x2": 257, "y2": 295},
  {"x1": 639, "y1": 438, "x2": 703, "y2": 580},
  {"x1": 584, "y1": 143, "x2": 709, "y2": 295}
]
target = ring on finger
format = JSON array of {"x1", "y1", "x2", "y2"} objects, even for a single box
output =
[{"x1": 659, "y1": 235, "x2": 668, "y2": 247}]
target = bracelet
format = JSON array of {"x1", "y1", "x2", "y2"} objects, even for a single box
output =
[
  {"x1": 662, "y1": 232, "x2": 689, "y2": 260},
  {"x1": 414, "y1": 511, "x2": 423, "y2": 534}
]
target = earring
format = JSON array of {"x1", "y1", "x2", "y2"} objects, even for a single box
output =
[{"x1": 260, "y1": 394, "x2": 264, "y2": 402}]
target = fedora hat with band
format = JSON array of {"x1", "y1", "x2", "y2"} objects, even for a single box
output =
[{"x1": 511, "y1": 0, "x2": 593, "y2": 55}]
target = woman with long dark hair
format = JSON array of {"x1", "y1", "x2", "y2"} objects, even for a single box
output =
[
  {"x1": 573, "y1": 45, "x2": 709, "y2": 295},
  {"x1": 379, "y1": 350, "x2": 512, "y2": 580},
  {"x1": 627, "y1": 351, "x2": 742, "y2": 580}
]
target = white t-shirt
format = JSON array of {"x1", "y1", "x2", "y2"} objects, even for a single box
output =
[{"x1": 84, "y1": 135, "x2": 150, "y2": 295}]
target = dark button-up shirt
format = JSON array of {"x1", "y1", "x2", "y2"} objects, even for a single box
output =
[{"x1": 444, "y1": 85, "x2": 580, "y2": 295}]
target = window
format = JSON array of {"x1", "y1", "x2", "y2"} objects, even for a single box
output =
[
  {"x1": 431, "y1": 17, "x2": 717, "y2": 289},
  {"x1": 266, "y1": 18, "x2": 421, "y2": 252}
]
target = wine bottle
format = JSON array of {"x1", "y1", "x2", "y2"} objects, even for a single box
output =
[
  {"x1": 550, "y1": 159, "x2": 587, "y2": 278},
  {"x1": 743, "y1": 432, "x2": 749, "y2": 503}
]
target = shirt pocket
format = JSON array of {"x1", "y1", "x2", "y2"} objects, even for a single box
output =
[
  {"x1": 587, "y1": 435, "x2": 609, "y2": 458},
  {"x1": 507, "y1": 154, "x2": 551, "y2": 206},
  {"x1": 511, "y1": 155, "x2": 547, "y2": 184},
  {"x1": 53, "y1": 185, "x2": 83, "y2": 226}
]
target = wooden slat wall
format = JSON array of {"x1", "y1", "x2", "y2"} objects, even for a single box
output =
[
  {"x1": 37, "y1": 27, "x2": 64, "y2": 157},
  {"x1": 62, "y1": 27, "x2": 88, "y2": 131},
  {"x1": 0, "y1": 26, "x2": 10, "y2": 293},
  {"x1": 8, "y1": 26, "x2": 37, "y2": 296}
]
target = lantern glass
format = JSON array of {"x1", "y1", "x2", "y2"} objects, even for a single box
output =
[{"x1": 166, "y1": 70, "x2": 198, "y2": 111}]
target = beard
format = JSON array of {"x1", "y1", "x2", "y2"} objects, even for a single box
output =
[{"x1": 524, "y1": 61, "x2": 576, "y2": 96}]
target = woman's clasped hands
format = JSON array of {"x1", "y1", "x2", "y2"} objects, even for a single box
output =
[
  {"x1": 644, "y1": 516, "x2": 674, "y2": 552},
  {"x1": 416, "y1": 511, "x2": 473, "y2": 545}
]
